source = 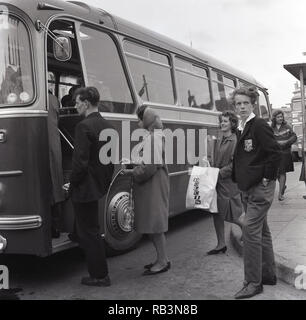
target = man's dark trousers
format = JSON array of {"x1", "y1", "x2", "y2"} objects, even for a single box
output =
[
  {"x1": 241, "y1": 181, "x2": 276, "y2": 286},
  {"x1": 73, "y1": 200, "x2": 108, "y2": 279}
]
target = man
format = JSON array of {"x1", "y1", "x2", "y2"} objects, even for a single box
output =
[
  {"x1": 232, "y1": 86, "x2": 281, "y2": 299},
  {"x1": 64, "y1": 86, "x2": 114, "y2": 287}
]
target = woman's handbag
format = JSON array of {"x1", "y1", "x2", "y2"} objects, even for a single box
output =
[{"x1": 185, "y1": 165, "x2": 219, "y2": 213}]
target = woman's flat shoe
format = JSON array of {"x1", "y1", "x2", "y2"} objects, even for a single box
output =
[
  {"x1": 142, "y1": 264, "x2": 169, "y2": 276},
  {"x1": 207, "y1": 246, "x2": 227, "y2": 255},
  {"x1": 144, "y1": 261, "x2": 171, "y2": 270},
  {"x1": 144, "y1": 263, "x2": 154, "y2": 269}
]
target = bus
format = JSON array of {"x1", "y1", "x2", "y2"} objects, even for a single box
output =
[{"x1": 0, "y1": 0, "x2": 272, "y2": 256}]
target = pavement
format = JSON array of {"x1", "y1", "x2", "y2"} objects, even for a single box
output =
[{"x1": 231, "y1": 161, "x2": 306, "y2": 287}]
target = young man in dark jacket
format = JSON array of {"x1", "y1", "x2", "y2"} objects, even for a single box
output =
[
  {"x1": 232, "y1": 87, "x2": 281, "y2": 299},
  {"x1": 64, "y1": 86, "x2": 114, "y2": 287}
]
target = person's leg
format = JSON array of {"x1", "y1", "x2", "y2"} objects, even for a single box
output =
[
  {"x1": 261, "y1": 216, "x2": 276, "y2": 282},
  {"x1": 243, "y1": 181, "x2": 276, "y2": 287},
  {"x1": 51, "y1": 202, "x2": 62, "y2": 238},
  {"x1": 73, "y1": 201, "x2": 108, "y2": 279},
  {"x1": 211, "y1": 214, "x2": 226, "y2": 250},
  {"x1": 233, "y1": 216, "x2": 244, "y2": 229},
  {"x1": 150, "y1": 233, "x2": 169, "y2": 272},
  {"x1": 282, "y1": 173, "x2": 287, "y2": 195},
  {"x1": 278, "y1": 174, "x2": 286, "y2": 200},
  {"x1": 146, "y1": 234, "x2": 158, "y2": 266}
]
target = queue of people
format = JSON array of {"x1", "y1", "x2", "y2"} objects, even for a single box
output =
[{"x1": 47, "y1": 84, "x2": 305, "y2": 299}]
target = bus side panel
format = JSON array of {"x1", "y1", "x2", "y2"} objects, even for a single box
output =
[
  {"x1": 0, "y1": 115, "x2": 52, "y2": 256},
  {"x1": 167, "y1": 123, "x2": 219, "y2": 216}
]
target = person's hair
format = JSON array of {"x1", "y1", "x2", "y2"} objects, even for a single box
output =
[
  {"x1": 68, "y1": 85, "x2": 80, "y2": 96},
  {"x1": 219, "y1": 110, "x2": 239, "y2": 133},
  {"x1": 271, "y1": 109, "x2": 286, "y2": 127},
  {"x1": 61, "y1": 94, "x2": 73, "y2": 108},
  {"x1": 230, "y1": 86, "x2": 259, "y2": 105},
  {"x1": 136, "y1": 105, "x2": 148, "y2": 121},
  {"x1": 74, "y1": 86, "x2": 100, "y2": 106},
  {"x1": 142, "y1": 107, "x2": 163, "y2": 131}
]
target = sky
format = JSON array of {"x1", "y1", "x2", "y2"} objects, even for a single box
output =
[{"x1": 67, "y1": 0, "x2": 306, "y2": 108}]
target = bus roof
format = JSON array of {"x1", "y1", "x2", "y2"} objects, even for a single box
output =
[{"x1": 5, "y1": 0, "x2": 266, "y2": 89}]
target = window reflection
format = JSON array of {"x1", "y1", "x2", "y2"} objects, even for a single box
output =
[
  {"x1": 177, "y1": 71, "x2": 212, "y2": 109},
  {"x1": 124, "y1": 41, "x2": 174, "y2": 105},
  {"x1": 258, "y1": 90, "x2": 269, "y2": 120},
  {"x1": 80, "y1": 26, "x2": 134, "y2": 114},
  {"x1": 211, "y1": 71, "x2": 235, "y2": 112},
  {"x1": 175, "y1": 58, "x2": 212, "y2": 110},
  {"x1": 0, "y1": 15, "x2": 34, "y2": 106}
]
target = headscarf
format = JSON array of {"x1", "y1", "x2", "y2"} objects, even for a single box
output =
[
  {"x1": 132, "y1": 107, "x2": 165, "y2": 165},
  {"x1": 142, "y1": 107, "x2": 163, "y2": 131}
]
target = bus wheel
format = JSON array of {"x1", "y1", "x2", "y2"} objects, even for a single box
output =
[{"x1": 104, "y1": 177, "x2": 141, "y2": 256}]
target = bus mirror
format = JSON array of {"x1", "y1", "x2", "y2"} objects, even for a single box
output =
[{"x1": 53, "y1": 36, "x2": 72, "y2": 62}]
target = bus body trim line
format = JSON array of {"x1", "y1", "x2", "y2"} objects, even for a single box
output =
[
  {"x1": 0, "y1": 215, "x2": 42, "y2": 230},
  {"x1": 169, "y1": 170, "x2": 190, "y2": 177},
  {"x1": 0, "y1": 170, "x2": 23, "y2": 177}
]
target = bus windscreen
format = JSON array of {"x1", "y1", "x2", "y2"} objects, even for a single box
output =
[{"x1": 0, "y1": 14, "x2": 34, "y2": 107}]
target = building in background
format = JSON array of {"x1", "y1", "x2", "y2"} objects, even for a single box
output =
[{"x1": 289, "y1": 82, "x2": 303, "y2": 161}]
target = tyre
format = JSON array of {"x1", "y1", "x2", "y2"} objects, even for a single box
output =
[{"x1": 102, "y1": 176, "x2": 142, "y2": 256}]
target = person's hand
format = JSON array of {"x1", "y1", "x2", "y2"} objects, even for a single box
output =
[
  {"x1": 277, "y1": 140, "x2": 286, "y2": 145},
  {"x1": 121, "y1": 169, "x2": 134, "y2": 176},
  {"x1": 62, "y1": 182, "x2": 70, "y2": 192},
  {"x1": 262, "y1": 178, "x2": 270, "y2": 187}
]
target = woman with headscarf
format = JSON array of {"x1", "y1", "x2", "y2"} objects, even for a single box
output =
[
  {"x1": 123, "y1": 106, "x2": 170, "y2": 275},
  {"x1": 271, "y1": 109, "x2": 297, "y2": 201}
]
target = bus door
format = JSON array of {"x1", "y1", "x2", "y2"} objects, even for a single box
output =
[{"x1": 46, "y1": 19, "x2": 85, "y2": 252}]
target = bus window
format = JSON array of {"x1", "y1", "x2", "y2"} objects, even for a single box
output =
[
  {"x1": 79, "y1": 26, "x2": 134, "y2": 114},
  {"x1": 124, "y1": 41, "x2": 174, "y2": 105},
  {"x1": 257, "y1": 89, "x2": 269, "y2": 121},
  {"x1": 175, "y1": 58, "x2": 212, "y2": 110},
  {"x1": 48, "y1": 72, "x2": 56, "y2": 96},
  {"x1": 47, "y1": 20, "x2": 84, "y2": 114},
  {"x1": 58, "y1": 75, "x2": 79, "y2": 106},
  {"x1": 0, "y1": 15, "x2": 34, "y2": 106},
  {"x1": 211, "y1": 71, "x2": 235, "y2": 112}
]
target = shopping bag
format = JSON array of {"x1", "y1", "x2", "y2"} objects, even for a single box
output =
[{"x1": 185, "y1": 166, "x2": 219, "y2": 213}]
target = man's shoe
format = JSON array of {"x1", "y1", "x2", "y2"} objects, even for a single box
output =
[
  {"x1": 303, "y1": 195, "x2": 306, "y2": 200},
  {"x1": 68, "y1": 233, "x2": 79, "y2": 243},
  {"x1": 52, "y1": 228, "x2": 60, "y2": 239},
  {"x1": 81, "y1": 275, "x2": 111, "y2": 287},
  {"x1": 234, "y1": 283, "x2": 263, "y2": 299},
  {"x1": 262, "y1": 275, "x2": 277, "y2": 285}
]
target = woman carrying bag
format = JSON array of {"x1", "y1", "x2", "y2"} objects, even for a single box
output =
[
  {"x1": 122, "y1": 106, "x2": 170, "y2": 275},
  {"x1": 207, "y1": 111, "x2": 244, "y2": 255},
  {"x1": 271, "y1": 109, "x2": 297, "y2": 201}
]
